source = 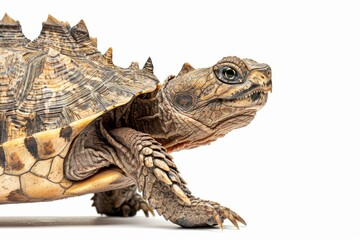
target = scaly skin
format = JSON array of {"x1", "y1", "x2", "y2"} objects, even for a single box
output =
[
  {"x1": 87, "y1": 56, "x2": 272, "y2": 229},
  {"x1": 99, "y1": 127, "x2": 246, "y2": 228}
]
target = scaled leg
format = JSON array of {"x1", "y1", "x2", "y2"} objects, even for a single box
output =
[
  {"x1": 92, "y1": 185, "x2": 154, "y2": 217},
  {"x1": 104, "y1": 127, "x2": 245, "y2": 228}
]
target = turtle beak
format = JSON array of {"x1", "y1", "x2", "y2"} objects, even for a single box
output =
[
  {"x1": 266, "y1": 80, "x2": 272, "y2": 93},
  {"x1": 257, "y1": 66, "x2": 272, "y2": 93},
  {"x1": 243, "y1": 59, "x2": 272, "y2": 93}
]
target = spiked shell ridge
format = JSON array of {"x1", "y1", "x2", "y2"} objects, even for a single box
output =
[{"x1": 0, "y1": 14, "x2": 159, "y2": 144}]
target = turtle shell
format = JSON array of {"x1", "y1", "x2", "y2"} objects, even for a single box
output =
[
  {"x1": 0, "y1": 14, "x2": 158, "y2": 201},
  {"x1": 0, "y1": 14, "x2": 159, "y2": 144}
]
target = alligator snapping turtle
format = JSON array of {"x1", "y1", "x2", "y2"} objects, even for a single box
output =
[{"x1": 0, "y1": 14, "x2": 272, "y2": 229}]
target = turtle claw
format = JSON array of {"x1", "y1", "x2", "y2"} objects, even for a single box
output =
[
  {"x1": 121, "y1": 205, "x2": 131, "y2": 217},
  {"x1": 214, "y1": 213, "x2": 223, "y2": 230},
  {"x1": 180, "y1": 200, "x2": 246, "y2": 230},
  {"x1": 139, "y1": 201, "x2": 155, "y2": 217},
  {"x1": 232, "y1": 211, "x2": 247, "y2": 226},
  {"x1": 208, "y1": 202, "x2": 246, "y2": 229},
  {"x1": 228, "y1": 214, "x2": 239, "y2": 229}
]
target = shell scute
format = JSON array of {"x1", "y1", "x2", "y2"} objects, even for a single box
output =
[{"x1": 2, "y1": 137, "x2": 36, "y2": 175}]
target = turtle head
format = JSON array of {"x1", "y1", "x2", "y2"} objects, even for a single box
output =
[{"x1": 162, "y1": 56, "x2": 271, "y2": 139}]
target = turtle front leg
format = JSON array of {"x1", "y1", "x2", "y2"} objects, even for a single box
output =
[
  {"x1": 103, "y1": 126, "x2": 246, "y2": 229},
  {"x1": 92, "y1": 185, "x2": 154, "y2": 217}
]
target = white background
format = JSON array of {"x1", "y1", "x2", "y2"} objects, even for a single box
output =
[{"x1": 0, "y1": 0, "x2": 359, "y2": 239}]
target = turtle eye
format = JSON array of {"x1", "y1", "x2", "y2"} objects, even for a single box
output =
[
  {"x1": 222, "y1": 67, "x2": 237, "y2": 80},
  {"x1": 216, "y1": 66, "x2": 244, "y2": 84}
]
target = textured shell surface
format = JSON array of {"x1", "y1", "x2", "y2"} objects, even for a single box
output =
[
  {"x1": 0, "y1": 14, "x2": 158, "y2": 203},
  {"x1": 0, "y1": 14, "x2": 159, "y2": 144}
]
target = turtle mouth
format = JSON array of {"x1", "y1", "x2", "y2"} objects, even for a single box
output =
[
  {"x1": 220, "y1": 87, "x2": 271, "y2": 107},
  {"x1": 236, "y1": 89, "x2": 268, "y2": 101},
  {"x1": 231, "y1": 84, "x2": 272, "y2": 100}
]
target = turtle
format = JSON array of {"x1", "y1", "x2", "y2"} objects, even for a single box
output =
[{"x1": 0, "y1": 13, "x2": 272, "y2": 229}]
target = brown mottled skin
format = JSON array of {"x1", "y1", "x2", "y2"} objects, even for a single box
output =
[{"x1": 0, "y1": 14, "x2": 272, "y2": 229}]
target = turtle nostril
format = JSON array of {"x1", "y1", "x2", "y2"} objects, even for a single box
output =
[
  {"x1": 267, "y1": 69, "x2": 271, "y2": 77},
  {"x1": 258, "y1": 66, "x2": 271, "y2": 79}
]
